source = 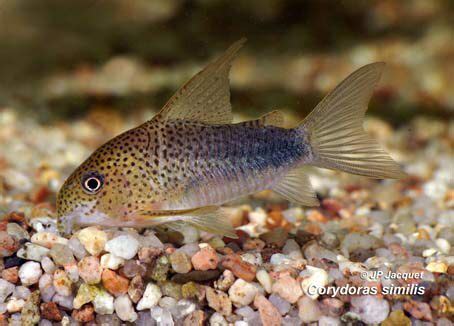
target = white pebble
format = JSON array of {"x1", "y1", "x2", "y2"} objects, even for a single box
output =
[
  {"x1": 300, "y1": 265, "x2": 329, "y2": 300},
  {"x1": 6, "y1": 297, "x2": 25, "y2": 313},
  {"x1": 16, "y1": 243, "x2": 49, "y2": 261},
  {"x1": 52, "y1": 294, "x2": 74, "y2": 309},
  {"x1": 12, "y1": 286, "x2": 31, "y2": 300},
  {"x1": 19, "y1": 261, "x2": 43, "y2": 286},
  {"x1": 114, "y1": 294, "x2": 137, "y2": 322},
  {"x1": 269, "y1": 293, "x2": 291, "y2": 315},
  {"x1": 137, "y1": 283, "x2": 162, "y2": 310},
  {"x1": 93, "y1": 289, "x2": 114, "y2": 315},
  {"x1": 39, "y1": 274, "x2": 56, "y2": 302},
  {"x1": 435, "y1": 238, "x2": 451, "y2": 254},
  {"x1": 256, "y1": 269, "x2": 273, "y2": 293},
  {"x1": 228, "y1": 279, "x2": 258, "y2": 307},
  {"x1": 351, "y1": 295, "x2": 389, "y2": 324},
  {"x1": 319, "y1": 316, "x2": 341, "y2": 326},
  {"x1": 150, "y1": 306, "x2": 174, "y2": 325},
  {"x1": 41, "y1": 256, "x2": 56, "y2": 274},
  {"x1": 105, "y1": 235, "x2": 139, "y2": 259},
  {"x1": 0, "y1": 279, "x2": 15, "y2": 303},
  {"x1": 31, "y1": 232, "x2": 68, "y2": 248},
  {"x1": 210, "y1": 312, "x2": 228, "y2": 326},
  {"x1": 100, "y1": 253, "x2": 125, "y2": 270}
]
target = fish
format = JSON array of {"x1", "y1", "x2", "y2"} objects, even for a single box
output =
[{"x1": 56, "y1": 38, "x2": 405, "y2": 238}]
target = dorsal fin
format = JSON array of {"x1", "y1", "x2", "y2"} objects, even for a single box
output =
[
  {"x1": 258, "y1": 110, "x2": 285, "y2": 127},
  {"x1": 154, "y1": 38, "x2": 246, "y2": 124},
  {"x1": 272, "y1": 167, "x2": 319, "y2": 206},
  {"x1": 241, "y1": 110, "x2": 286, "y2": 128}
]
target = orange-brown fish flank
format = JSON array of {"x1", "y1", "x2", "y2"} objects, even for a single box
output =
[{"x1": 57, "y1": 38, "x2": 405, "y2": 238}]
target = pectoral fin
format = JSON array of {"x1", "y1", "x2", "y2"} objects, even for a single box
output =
[
  {"x1": 272, "y1": 168, "x2": 319, "y2": 206},
  {"x1": 135, "y1": 206, "x2": 238, "y2": 239}
]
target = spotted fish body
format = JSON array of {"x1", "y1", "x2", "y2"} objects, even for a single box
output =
[{"x1": 57, "y1": 39, "x2": 405, "y2": 237}]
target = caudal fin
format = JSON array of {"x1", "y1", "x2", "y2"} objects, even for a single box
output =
[{"x1": 301, "y1": 63, "x2": 406, "y2": 179}]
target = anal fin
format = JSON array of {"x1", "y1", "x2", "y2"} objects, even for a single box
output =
[
  {"x1": 272, "y1": 168, "x2": 319, "y2": 206},
  {"x1": 136, "y1": 206, "x2": 238, "y2": 239}
]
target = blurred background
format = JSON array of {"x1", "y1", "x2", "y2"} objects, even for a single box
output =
[{"x1": 0, "y1": 0, "x2": 452, "y2": 204}]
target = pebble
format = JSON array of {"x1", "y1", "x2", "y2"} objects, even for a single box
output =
[
  {"x1": 6, "y1": 297, "x2": 25, "y2": 313},
  {"x1": 282, "y1": 239, "x2": 303, "y2": 260},
  {"x1": 120, "y1": 260, "x2": 146, "y2": 278},
  {"x1": 256, "y1": 269, "x2": 273, "y2": 293},
  {"x1": 78, "y1": 256, "x2": 102, "y2": 284},
  {"x1": 52, "y1": 269, "x2": 72, "y2": 297},
  {"x1": 151, "y1": 306, "x2": 174, "y2": 325},
  {"x1": 100, "y1": 253, "x2": 125, "y2": 270},
  {"x1": 21, "y1": 290, "x2": 40, "y2": 325},
  {"x1": 138, "y1": 247, "x2": 162, "y2": 263},
  {"x1": 403, "y1": 300, "x2": 432, "y2": 321},
  {"x1": 102, "y1": 269, "x2": 129, "y2": 297},
  {"x1": 191, "y1": 245, "x2": 219, "y2": 271},
  {"x1": 64, "y1": 263, "x2": 79, "y2": 283},
  {"x1": 319, "y1": 316, "x2": 341, "y2": 326},
  {"x1": 206, "y1": 287, "x2": 232, "y2": 316},
  {"x1": 272, "y1": 275, "x2": 303, "y2": 304},
  {"x1": 40, "y1": 256, "x2": 56, "y2": 274},
  {"x1": 0, "y1": 231, "x2": 19, "y2": 257},
  {"x1": 269, "y1": 293, "x2": 291, "y2": 315},
  {"x1": 382, "y1": 310, "x2": 411, "y2": 326},
  {"x1": 52, "y1": 294, "x2": 74, "y2": 309},
  {"x1": 39, "y1": 274, "x2": 56, "y2": 302},
  {"x1": 105, "y1": 235, "x2": 139, "y2": 260},
  {"x1": 214, "y1": 269, "x2": 235, "y2": 291},
  {"x1": 160, "y1": 281, "x2": 183, "y2": 300},
  {"x1": 228, "y1": 279, "x2": 258, "y2": 307},
  {"x1": 300, "y1": 265, "x2": 329, "y2": 299},
  {"x1": 67, "y1": 236, "x2": 87, "y2": 260},
  {"x1": 49, "y1": 244, "x2": 75, "y2": 266},
  {"x1": 180, "y1": 226, "x2": 200, "y2": 244},
  {"x1": 128, "y1": 275, "x2": 145, "y2": 303},
  {"x1": 40, "y1": 302, "x2": 62, "y2": 321},
  {"x1": 222, "y1": 253, "x2": 257, "y2": 281},
  {"x1": 351, "y1": 295, "x2": 390, "y2": 324},
  {"x1": 170, "y1": 251, "x2": 192, "y2": 274},
  {"x1": 16, "y1": 243, "x2": 49, "y2": 261},
  {"x1": 114, "y1": 295, "x2": 137, "y2": 322},
  {"x1": 77, "y1": 227, "x2": 107, "y2": 256},
  {"x1": 254, "y1": 294, "x2": 282, "y2": 326},
  {"x1": 259, "y1": 227, "x2": 288, "y2": 247},
  {"x1": 6, "y1": 223, "x2": 29, "y2": 241},
  {"x1": 210, "y1": 312, "x2": 228, "y2": 326},
  {"x1": 93, "y1": 289, "x2": 114, "y2": 315},
  {"x1": 31, "y1": 232, "x2": 68, "y2": 249},
  {"x1": 72, "y1": 303, "x2": 95, "y2": 322},
  {"x1": 297, "y1": 296, "x2": 322, "y2": 323},
  {"x1": 137, "y1": 282, "x2": 162, "y2": 310},
  {"x1": 150, "y1": 255, "x2": 170, "y2": 282},
  {"x1": 12, "y1": 286, "x2": 31, "y2": 300},
  {"x1": 176, "y1": 243, "x2": 200, "y2": 257},
  {"x1": 426, "y1": 261, "x2": 448, "y2": 273},
  {"x1": 1, "y1": 267, "x2": 19, "y2": 284},
  {"x1": 183, "y1": 309, "x2": 204, "y2": 325},
  {"x1": 18, "y1": 261, "x2": 42, "y2": 285},
  {"x1": 73, "y1": 283, "x2": 98, "y2": 309}
]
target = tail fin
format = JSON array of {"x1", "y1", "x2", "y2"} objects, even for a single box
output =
[{"x1": 301, "y1": 63, "x2": 405, "y2": 179}]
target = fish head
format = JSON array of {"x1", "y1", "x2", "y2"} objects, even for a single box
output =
[{"x1": 56, "y1": 129, "x2": 154, "y2": 233}]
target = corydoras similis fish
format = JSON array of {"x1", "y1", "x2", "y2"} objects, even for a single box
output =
[{"x1": 56, "y1": 38, "x2": 405, "y2": 238}]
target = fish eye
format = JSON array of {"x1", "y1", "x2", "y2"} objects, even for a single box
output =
[{"x1": 81, "y1": 172, "x2": 104, "y2": 194}]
